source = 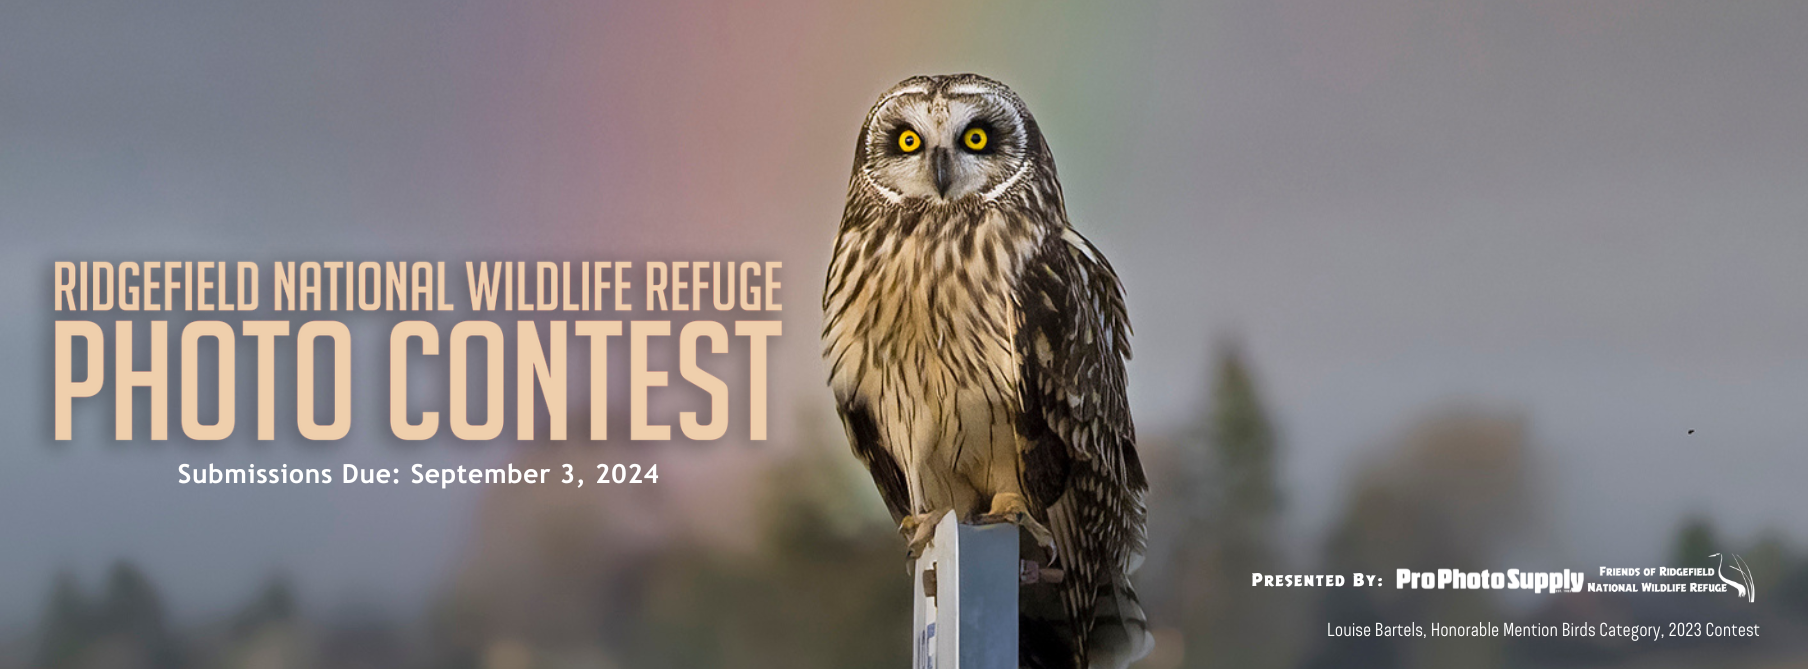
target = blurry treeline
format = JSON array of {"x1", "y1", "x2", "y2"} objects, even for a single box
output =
[{"x1": 13, "y1": 344, "x2": 1808, "y2": 669}]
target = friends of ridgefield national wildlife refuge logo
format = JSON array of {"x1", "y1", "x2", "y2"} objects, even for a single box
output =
[
  {"x1": 1593, "y1": 553, "x2": 1755, "y2": 603},
  {"x1": 1711, "y1": 553, "x2": 1757, "y2": 603}
]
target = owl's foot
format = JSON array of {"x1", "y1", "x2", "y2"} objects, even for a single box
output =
[
  {"x1": 974, "y1": 492, "x2": 1058, "y2": 563},
  {"x1": 899, "y1": 509, "x2": 950, "y2": 561}
]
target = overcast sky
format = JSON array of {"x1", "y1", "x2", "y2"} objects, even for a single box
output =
[{"x1": 4, "y1": 0, "x2": 1806, "y2": 628}]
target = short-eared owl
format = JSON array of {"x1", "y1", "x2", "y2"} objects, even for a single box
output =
[{"x1": 822, "y1": 74, "x2": 1151, "y2": 669}]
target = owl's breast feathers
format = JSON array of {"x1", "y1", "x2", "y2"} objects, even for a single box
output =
[
  {"x1": 821, "y1": 204, "x2": 1037, "y2": 517},
  {"x1": 822, "y1": 203, "x2": 1036, "y2": 407}
]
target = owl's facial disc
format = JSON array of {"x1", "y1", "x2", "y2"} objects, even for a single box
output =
[{"x1": 865, "y1": 91, "x2": 1024, "y2": 203}]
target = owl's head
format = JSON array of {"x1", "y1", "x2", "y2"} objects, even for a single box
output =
[{"x1": 852, "y1": 74, "x2": 1049, "y2": 205}]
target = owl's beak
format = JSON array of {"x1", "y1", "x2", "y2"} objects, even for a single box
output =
[{"x1": 931, "y1": 147, "x2": 954, "y2": 197}]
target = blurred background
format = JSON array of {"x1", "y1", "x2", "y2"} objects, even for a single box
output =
[{"x1": 5, "y1": 0, "x2": 1808, "y2": 667}]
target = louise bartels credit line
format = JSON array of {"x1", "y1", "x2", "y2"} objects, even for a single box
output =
[{"x1": 1325, "y1": 621, "x2": 1760, "y2": 641}]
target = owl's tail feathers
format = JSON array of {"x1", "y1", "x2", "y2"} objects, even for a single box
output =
[
  {"x1": 1085, "y1": 577, "x2": 1153, "y2": 669},
  {"x1": 1019, "y1": 576, "x2": 1151, "y2": 669}
]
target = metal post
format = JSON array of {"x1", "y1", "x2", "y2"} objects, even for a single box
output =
[{"x1": 912, "y1": 512, "x2": 1018, "y2": 669}]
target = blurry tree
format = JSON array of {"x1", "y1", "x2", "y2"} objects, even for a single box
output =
[
  {"x1": 1160, "y1": 341, "x2": 1294, "y2": 669},
  {"x1": 231, "y1": 575, "x2": 297, "y2": 637},
  {"x1": 624, "y1": 408, "x2": 911, "y2": 669},
  {"x1": 1670, "y1": 517, "x2": 1719, "y2": 569},
  {"x1": 221, "y1": 575, "x2": 315, "y2": 669},
  {"x1": 35, "y1": 570, "x2": 90, "y2": 669},
  {"x1": 96, "y1": 561, "x2": 182, "y2": 669},
  {"x1": 1776, "y1": 551, "x2": 1808, "y2": 619},
  {"x1": 35, "y1": 561, "x2": 181, "y2": 669},
  {"x1": 1301, "y1": 486, "x2": 1404, "y2": 669},
  {"x1": 1302, "y1": 409, "x2": 1532, "y2": 669},
  {"x1": 1741, "y1": 531, "x2": 1788, "y2": 602},
  {"x1": 317, "y1": 604, "x2": 405, "y2": 669}
]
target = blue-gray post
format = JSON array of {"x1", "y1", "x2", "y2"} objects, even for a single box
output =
[{"x1": 912, "y1": 512, "x2": 1018, "y2": 669}]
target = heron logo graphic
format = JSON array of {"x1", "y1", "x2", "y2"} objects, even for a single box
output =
[{"x1": 1711, "y1": 553, "x2": 1756, "y2": 603}]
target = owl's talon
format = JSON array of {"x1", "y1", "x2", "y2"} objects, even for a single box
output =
[
  {"x1": 900, "y1": 509, "x2": 949, "y2": 560},
  {"x1": 974, "y1": 492, "x2": 1059, "y2": 563}
]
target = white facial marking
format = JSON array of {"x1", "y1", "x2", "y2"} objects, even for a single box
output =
[
  {"x1": 945, "y1": 83, "x2": 995, "y2": 96},
  {"x1": 873, "y1": 84, "x2": 929, "y2": 111},
  {"x1": 981, "y1": 159, "x2": 1032, "y2": 202}
]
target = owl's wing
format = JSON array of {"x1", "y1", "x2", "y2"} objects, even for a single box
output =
[
  {"x1": 1014, "y1": 227, "x2": 1151, "y2": 668},
  {"x1": 1015, "y1": 227, "x2": 1145, "y2": 520},
  {"x1": 836, "y1": 399, "x2": 911, "y2": 524}
]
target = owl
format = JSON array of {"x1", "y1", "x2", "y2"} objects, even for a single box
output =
[{"x1": 822, "y1": 74, "x2": 1152, "y2": 669}]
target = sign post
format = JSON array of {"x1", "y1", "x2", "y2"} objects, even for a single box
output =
[{"x1": 912, "y1": 513, "x2": 1018, "y2": 669}]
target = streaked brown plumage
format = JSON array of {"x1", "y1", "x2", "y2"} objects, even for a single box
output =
[{"x1": 821, "y1": 74, "x2": 1151, "y2": 669}]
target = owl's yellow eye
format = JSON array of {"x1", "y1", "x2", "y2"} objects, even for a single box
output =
[
  {"x1": 898, "y1": 129, "x2": 921, "y2": 153},
  {"x1": 963, "y1": 127, "x2": 988, "y2": 151}
]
